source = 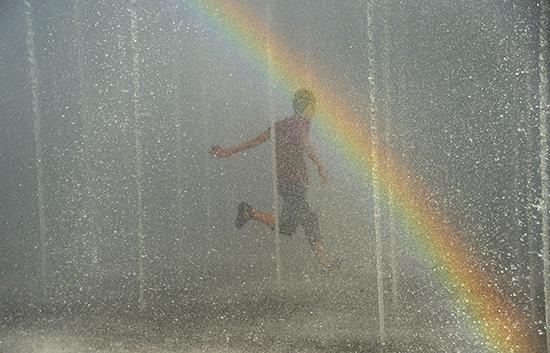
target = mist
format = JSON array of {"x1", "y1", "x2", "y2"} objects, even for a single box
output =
[{"x1": 1, "y1": 0, "x2": 549, "y2": 352}]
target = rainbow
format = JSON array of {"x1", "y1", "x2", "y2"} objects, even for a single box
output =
[{"x1": 188, "y1": 0, "x2": 541, "y2": 351}]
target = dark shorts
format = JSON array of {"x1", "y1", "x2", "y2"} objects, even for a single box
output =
[{"x1": 278, "y1": 182, "x2": 322, "y2": 247}]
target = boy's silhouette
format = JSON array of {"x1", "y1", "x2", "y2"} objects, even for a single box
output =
[{"x1": 210, "y1": 89, "x2": 338, "y2": 271}]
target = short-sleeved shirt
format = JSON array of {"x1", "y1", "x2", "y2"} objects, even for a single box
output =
[{"x1": 273, "y1": 116, "x2": 311, "y2": 185}]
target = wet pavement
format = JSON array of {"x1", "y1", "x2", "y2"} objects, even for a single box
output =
[{"x1": 0, "y1": 271, "x2": 483, "y2": 353}]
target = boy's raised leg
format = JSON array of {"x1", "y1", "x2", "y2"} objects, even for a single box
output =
[{"x1": 251, "y1": 208, "x2": 276, "y2": 230}]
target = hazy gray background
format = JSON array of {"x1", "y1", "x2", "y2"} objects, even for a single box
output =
[{"x1": 0, "y1": 0, "x2": 548, "y2": 351}]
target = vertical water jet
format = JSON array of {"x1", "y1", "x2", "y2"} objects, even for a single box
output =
[
  {"x1": 263, "y1": 2, "x2": 283, "y2": 291},
  {"x1": 23, "y1": 0, "x2": 48, "y2": 301},
  {"x1": 129, "y1": 0, "x2": 146, "y2": 309},
  {"x1": 512, "y1": 1, "x2": 540, "y2": 323},
  {"x1": 170, "y1": 4, "x2": 187, "y2": 278},
  {"x1": 366, "y1": 0, "x2": 386, "y2": 345},
  {"x1": 381, "y1": 0, "x2": 399, "y2": 312},
  {"x1": 73, "y1": 0, "x2": 101, "y2": 290},
  {"x1": 536, "y1": 0, "x2": 550, "y2": 350}
]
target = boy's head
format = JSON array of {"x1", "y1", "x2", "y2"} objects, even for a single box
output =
[{"x1": 293, "y1": 89, "x2": 316, "y2": 118}]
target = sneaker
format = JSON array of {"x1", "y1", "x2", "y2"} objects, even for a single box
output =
[{"x1": 235, "y1": 202, "x2": 252, "y2": 229}]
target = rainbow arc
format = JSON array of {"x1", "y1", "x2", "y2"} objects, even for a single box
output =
[{"x1": 189, "y1": 1, "x2": 541, "y2": 351}]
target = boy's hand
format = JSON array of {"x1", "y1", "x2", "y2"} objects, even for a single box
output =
[
  {"x1": 209, "y1": 145, "x2": 231, "y2": 157},
  {"x1": 318, "y1": 165, "x2": 329, "y2": 183}
]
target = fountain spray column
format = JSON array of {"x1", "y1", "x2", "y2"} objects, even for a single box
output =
[
  {"x1": 170, "y1": 5, "x2": 187, "y2": 277},
  {"x1": 381, "y1": 1, "x2": 399, "y2": 311},
  {"x1": 23, "y1": 0, "x2": 48, "y2": 300},
  {"x1": 512, "y1": 1, "x2": 540, "y2": 322},
  {"x1": 73, "y1": 0, "x2": 101, "y2": 288},
  {"x1": 366, "y1": 0, "x2": 386, "y2": 345},
  {"x1": 525, "y1": 79, "x2": 540, "y2": 324},
  {"x1": 263, "y1": 2, "x2": 282, "y2": 291},
  {"x1": 130, "y1": 0, "x2": 146, "y2": 309},
  {"x1": 536, "y1": 0, "x2": 550, "y2": 350},
  {"x1": 524, "y1": 47, "x2": 540, "y2": 328},
  {"x1": 508, "y1": 7, "x2": 538, "y2": 309}
]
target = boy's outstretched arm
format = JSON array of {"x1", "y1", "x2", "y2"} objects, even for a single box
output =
[
  {"x1": 305, "y1": 137, "x2": 329, "y2": 183},
  {"x1": 209, "y1": 128, "x2": 271, "y2": 157}
]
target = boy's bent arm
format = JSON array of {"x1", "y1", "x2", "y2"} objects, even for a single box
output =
[
  {"x1": 305, "y1": 138, "x2": 329, "y2": 182},
  {"x1": 305, "y1": 141, "x2": 322, "y2": 169}
]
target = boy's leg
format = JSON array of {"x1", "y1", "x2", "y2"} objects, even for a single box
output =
[
  {"x1": 240, "y1": 199, "x2": 334, "y2": 270},
  {"x1": 235, "y1": 202, "x2": 276, "y2": 230},
  {"x1": 251, "y1": 208, "x2": 276, "y2": 230},
  {"x1": 250, "y1": 187, "x2": 299, "y2": 234},
  {"x1": 301, "y1": 208, "x2": 330, "y2": 268},
  {"x1": 249, "y1": 206, "x2": 333, "y2": 270},
  {"x1": 236, "y1": 199, "x2": 296, "y2": 234},
  {"x1": 312, "y1": 240, "x2": 329, "y2": 268},
  {"x1": 251, "y1": 203, "x2": 331, "y2": 269}
]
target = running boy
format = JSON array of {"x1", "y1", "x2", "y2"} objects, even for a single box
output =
[{"x1": 209, "y1": 89, "x2": 337, "y2": 271}]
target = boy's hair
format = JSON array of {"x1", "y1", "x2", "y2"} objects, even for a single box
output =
[{"x1": 293, "y1": 89, "x2": 316, "y2": 114}]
